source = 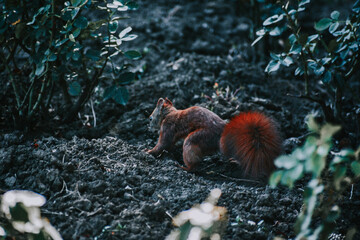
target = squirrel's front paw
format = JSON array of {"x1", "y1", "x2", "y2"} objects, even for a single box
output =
[{"x1": 144, "y1": 148, "x2": 153, "y2": 155}]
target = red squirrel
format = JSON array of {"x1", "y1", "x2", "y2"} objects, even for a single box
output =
[{"x1": 146, "y1": 98, "x2": 282, "y2": 178}]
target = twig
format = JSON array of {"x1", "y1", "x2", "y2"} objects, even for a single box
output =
[
  {"x1": 29, "y1": 77, "x2": 47, "y2": 117},
  {"x1": 42, "y1": 210, "x2": 68, "y2": 216},
  {"x1": 165, "y1": 211, "x2": 173, "y2": 220},
  {"x1": 87, "y1": 208, "x2": 103, "y2": 217},
  {"x1": 1, "y1": 51, "x2": 22, "y2": 112},
  {"x1": 45, "y1": 73, "x2": 55, "y2": 109},
  {"x1": 349, "y1": 184, "x2": 353, "y2": 200},
  {"x1": 90, "y1": 99, "x2": 97, "y2": 127},
  {"x1": 211, "y1": 172, "x2": 261, "y2": 184},
  {"x1": 28, "y1": 0, "x2": 56, "y2": 118},
  {"x1": 18, "y1": 78, "x2": 35, "y2": 110}
]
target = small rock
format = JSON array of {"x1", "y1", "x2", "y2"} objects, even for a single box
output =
[
  {"x1": 5, "y1": 176, "x2": 16, "y2": 187},
  {"x1": 52, "y1": 177, "x2": 62, "y2": 192},
  {"x1": 279, "y1": 197, "x2": 292, "y2": 206},
  {"x1": 141, "y1": 183, "x2": 155, "y2": 196},
  {"x1": 74, "y1": 199, "x2": 92, "y2": 212}
]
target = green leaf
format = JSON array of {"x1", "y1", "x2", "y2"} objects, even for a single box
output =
[
  {"x1": 269, "y1": 27, "x2": 281, "y2": 36},
  {"x1": 103, "y1": 85, "x2": 116, "y2": 100},
  {"x1": 314, "y1": 18, "x2": 332, "y2": 31},
  {"x1": 354, "y1": 0, "x2": 360, "y2": 13},
  {"x1": 0, "y1": 226, "x2": 5, "y2": 236},
  {"x1": 288, "y1": 164, "x2": 304, "y2": 182},
  {"x1": 121, "y1": 34, "x2": 137, "y2": 41},
  {"x1": 113, "y1": 87, "x2": 129, "y2": 105},
  {"x1": 251, "y1": 35, "x2": 264, "y2": 47},
  {"x1": 35, "y1": 63, "x2": 45, "y2": 76},
  {"x1": 263, "y1": 14, "x2": 284, "y2": 26},
  {"x1": 289, "y1": 44, "x2": 302, "y2": 55},
  {"x1": 55, "y1": 38, "x2": 69, "y2": 47},
  {"x1": 314, "y1": 65, "x2": 325, "y2": 75},
  {"x1": 124, "y1": 50, "x2": 142, "y2": 60},
  {"x1": 256, "y1": 28, "x2": 266, "y2": 36},
  {"x1": 72, "y1": 28, "x2": 81, "y2": 38},
  {"x1": 280, "y1": 171, "x2": 295, "y2": 188},
  {"x1": 72, "y1": 52, "x2": 81, "y2": 61},
  {"x1": 308, "y1": 154, "x2": 325, "y2": 177},
  {"x1": 48, "y1": 53, "x2": 57, "y2": 62},
  {"x1": 330, "y1": 11, "x2": 340, "y2": 20},
  {"x1": 320, "y1": 124, "x2": 341, "y2": 142},
  {"x1": 126, "y1": 1, "x2": 139, "y2": 10},
  {"x1": 329, "y1": 22, "x2": 339, "y2": 33},
  {"x1": 334, "y1": 165, "x2": 346, "y2": 190},
  {"x1": 275, "y1": 155, "x2": 298, "y2": 169},
  {"x1": 288, "y1": 9, "x2": 297, "y2": 15},
  {"x1": 15, "y1": 22, "x2": 26, "y2": 39},
  {"x1": 265, "y1": 60, "x2": 280, "y2": 73},
  {"x1": 117, "y1": 72, "x2": 135, "y2": 85},
  {"x1": 71, "y1": 0, "x2": 81, "y2": 6},
  {"x1": 62, "y1": 10, "x2": 72, "y2": 21},
  {"x1": 270, "y1": 52, "x2": 281, "y2": 60},
  {"x1": 322, "y1": 71, "x2": 332, "y2": 83},
  {"x1": 294, "y1": 67, "x2": 304, "y2": 76},
  {"x1": 288, "y1": 34, "x2": 297, "y2": 45},
  {"x1": 119, "y1": 26, "x2": 132, "y2": 38},
  {"x1": 88, "y1": 19, "x2": 107, "y2": 31},
  {"x1": 27, "y1": 5, "x2": 51, "y2": 25},
  {"x1": 68, "y1": 81, "x2": 81, "y2": 96},
  {"x1": 269, "y1": 171, "x2": 282, "y2": 188},
  {"x1": 71, "y1": 7, "x2": 80, "y2": 20},
  {"x1": 109, "y1": 21, "x2": 118, "y2": 34},
  {"x1": 307, "y1": 34, "x2": 319, "y2": 43},
  {"x1": 307, "y1": 115, "x2": 320, "y2": 132},
  {"x1": 103, "y1": 79, "x2": 131, "y2": 106},
  {"x1": 74, "y1": 16, "x2": 88, "y2": 29},
  {"x1": 69, "y1": 34, "x2": 75, "y2": 42},
  {"x1": 280, "y1": 56, "x2": 294, "y2": 67},
  {"x1": 351, "y1": 161, "x2": 360, "y2": 177},
  {"x1": 299, "y1": 0, "x2": 310, "y2": 7}
]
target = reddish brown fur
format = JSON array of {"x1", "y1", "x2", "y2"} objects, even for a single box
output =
[
  {"x1": 147, "y1": 98, "x2": 282, "y2": 178},
  {"x1": 220, "y1": 112, "x2": 282, "y2": 178}
]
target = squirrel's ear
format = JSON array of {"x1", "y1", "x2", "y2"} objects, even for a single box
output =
[
  {"x1": 164, "y1": 98, "x2": 173, "y2": 106},
  {"x1": 157, "y1": 98, "x2": 164, "y2": 105}
]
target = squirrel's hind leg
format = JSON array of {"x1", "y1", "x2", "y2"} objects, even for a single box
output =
[
  {"x1": 181, "y1": 143, "x2": 202, "y2": 171},
  {"x1": 180, "y1": 131, "x2": 204, "y2": 171}
]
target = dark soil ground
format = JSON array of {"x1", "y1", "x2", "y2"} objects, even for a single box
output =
[{"x1": 1, "y1": 0, "x2": 359, "y2": 239}]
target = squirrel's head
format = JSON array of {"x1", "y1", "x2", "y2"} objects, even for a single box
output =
[{"x1": 148, "y1": 97, "x2": 174, "y2": 132}]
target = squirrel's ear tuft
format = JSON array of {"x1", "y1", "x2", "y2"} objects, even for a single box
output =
[
  {"x1": 157, "y1": 98, "x2": 164, "y2": 105},
  {"x1": 164, "y1": 97, "x2": 173, "y2": 106}
]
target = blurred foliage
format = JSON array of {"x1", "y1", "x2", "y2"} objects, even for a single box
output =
[
  {"x1": 166, "y1": 189, "x2": 228, "y2": 240},
  {"x1": 0, "y1": 190, "x2": 62, "y2": 240},
  {"x1": 253, "y1": 0, "x2": 360, "y2": 123},
  {"x1": 0, "y1": 0, "x2": 141, "y2": 128},
  {"x1": 270, "y1": 115, "x2": 360, "y2": 240}
]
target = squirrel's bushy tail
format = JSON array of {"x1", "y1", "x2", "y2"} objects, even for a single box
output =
[{"x1": 220, "y1": 112, "x2": 282, "y2": 178}]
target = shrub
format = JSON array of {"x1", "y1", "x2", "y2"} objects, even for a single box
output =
[
  {"x1": 0, "y1": 0, "x2": 141, "y2": 128},
  {"x1": 270, "y1": 115, "x2": 360, "y2": 239},
  {"x1": 253, "y1": 0, "x2": 360, "y2": 123},
  {"x1": 166, "y1": 189, "x2": 228, "y2": 240},
  {"x1": 0, "y1": 190, "x2": 62, "y2": 240}
]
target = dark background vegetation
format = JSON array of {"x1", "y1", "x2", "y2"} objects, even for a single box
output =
[{"x1": 1, "y1": 0, "x2": 359, "y2": 239}]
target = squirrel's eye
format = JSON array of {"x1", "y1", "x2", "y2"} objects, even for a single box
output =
[{"x1": 149, "y1": 116, "x2": 153, "y2": 121}]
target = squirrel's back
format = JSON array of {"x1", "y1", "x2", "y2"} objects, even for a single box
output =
[{"x1": 220, "y1": 112, "x2": 282, "y2": 178}]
